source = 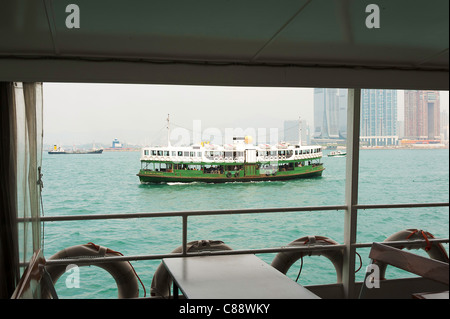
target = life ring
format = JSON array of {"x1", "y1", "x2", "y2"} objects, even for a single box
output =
[
  {"x1": 226, "y1": 172, "x2": 232, "y2": 178},
  {"x1": 376, "y1": 229, "x2": 449, "y2": 280},
  {"x1": 44, "y1": 243, "x2": 142, "y2": 298},
  {"x1": 214, "y1": 157, "x2": 218, "y2": 161},
  {"x1": 271, "y1": 236, "x2": 344, "y2": 282},
  {"x1": 150, "y1": 240, "x2": 232, "y2": 298}
]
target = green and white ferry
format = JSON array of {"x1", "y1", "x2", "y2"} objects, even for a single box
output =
[{"x1": 137, "y1": 134, "x2": 324, "y2": 183}]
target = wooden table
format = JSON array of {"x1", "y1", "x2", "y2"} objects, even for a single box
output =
[{"x1": 162, "y1": 254, "x2": 320, "y2": 299}]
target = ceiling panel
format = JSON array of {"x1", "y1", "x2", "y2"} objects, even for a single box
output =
[{"x1": 0, "y1": 0, "x2": 447, "y2": 88}]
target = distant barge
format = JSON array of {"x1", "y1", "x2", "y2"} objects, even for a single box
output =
[{"x1": 48, "y1": 145, "x2": 103, "y2": 154}]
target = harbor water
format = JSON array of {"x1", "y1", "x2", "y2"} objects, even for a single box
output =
[{"x1": 41, "y1": 148, "x2": 449, "y2": 298}]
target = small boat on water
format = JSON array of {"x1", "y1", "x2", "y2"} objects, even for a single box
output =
[
  {"x1": 327, "y1": 150, "x2": 346, "y2": 157},
  {"x1": 48, "y1": 145, "x2": 103, "y2": 154},
  {"x1": 137, "y1": 118, "x2": 324, "y2": 183}
]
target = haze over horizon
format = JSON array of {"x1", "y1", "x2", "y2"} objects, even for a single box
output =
[{"x1": 43, "y1": 83, "x2": 449, "y2": 147}]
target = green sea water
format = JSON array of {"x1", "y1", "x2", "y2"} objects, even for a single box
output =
[{"x1": 41, "y1": 148, "x2": 449, "y2": 298}]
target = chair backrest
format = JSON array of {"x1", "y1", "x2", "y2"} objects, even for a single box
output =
[
  {"x1": 359, "y1": 243, "x2": 449, "y2": 299},
  {"x1": 369, "y1": 242, "x2": 449, "y2": 285}
]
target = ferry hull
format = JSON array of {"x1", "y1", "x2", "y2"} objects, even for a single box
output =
[
  {"x1": 48, "y1": 149, "x2": 103, "y2": 154},
  {"x1": 138, "y1": 167, "x2": 324, "y2": 184}
]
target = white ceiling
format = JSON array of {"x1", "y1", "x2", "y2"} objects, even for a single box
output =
[{"x1": 0, "y1": 0, "x2": 448, "y2": 89}]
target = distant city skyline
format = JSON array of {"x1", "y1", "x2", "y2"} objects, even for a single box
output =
[{"x1": 43, "y1": 83, "x2": 449, "y2": 146}]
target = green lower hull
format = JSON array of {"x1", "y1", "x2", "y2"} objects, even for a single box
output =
[{"x1": 138, "y1": 166, "x2": 324, "y2": 183}]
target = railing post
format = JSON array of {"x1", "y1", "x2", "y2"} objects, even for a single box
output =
[
  {"x1": 182, "y1": 215, "x2": 188, "y2": 256},
  {"x1": 343, "y1": 88, "x2": 361, "y2": 299}
]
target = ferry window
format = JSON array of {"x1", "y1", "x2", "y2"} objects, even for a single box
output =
[
  {"x1": 190, "y1": 152, "x2": 195, "y2": 157},
  {"x1": 143, "y1": 162, "x2": 155, "y2": 170},
  {"x1": 197, "y1": 152, "x2": 201, "y2": 157},
  {"x1": 171, "y1": 151, "x2": 176, "y2": 156},
  {"x1": 157, "y1": 150, "x2": 163, "y2": 156},
  {"x1": 164, "y1": 151, "x2": 169, "y2": 156},
  {"x1": 144, "y1": 150, "x2": 149, "y2": 155},
  {"x1": 41, "y1": 83, "x2": 449, "y2": 297}
]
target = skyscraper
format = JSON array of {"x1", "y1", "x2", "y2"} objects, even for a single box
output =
[
  {"x1": 360, "y1": 89, "x2": 398, "y2": 146},
  {"x1": 313, "y1": 88, "x2": 347, "y2": 140},
  {"x1": 404, "y1": 90, "x2": 440, "y2": 140}
]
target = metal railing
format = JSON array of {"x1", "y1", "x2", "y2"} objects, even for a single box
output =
[{"x1": 18, "y1": 202, "x2": 449, "y2": 267}]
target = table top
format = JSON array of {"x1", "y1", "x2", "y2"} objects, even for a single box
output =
[{"x1": 162, "y1": 254, "x2": 320, "y2": 299}]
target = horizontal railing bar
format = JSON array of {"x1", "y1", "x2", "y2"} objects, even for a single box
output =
[
  {"x1": 44, "y1": 244, "x2": 347, "y2": 266},
  {"x1": 19, "y1": 205, "x2": 348, "y2": 222},
  {"x1": 356, "y1": 202, "x2": 449, "y2": 210},
  {"x1": 18, "y1": 202, "x2": 449, "y2": 223},
  {"x1": 42, "y1": 238, "x2": 449, "y2": 267}
]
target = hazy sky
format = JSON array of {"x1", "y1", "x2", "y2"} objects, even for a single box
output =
[
  {"x1": 43, "y1": 83, "x2": 316, "y2": 146},
  {"x1": 43, "y1": 83, "x2": 449, "y2": 146}
]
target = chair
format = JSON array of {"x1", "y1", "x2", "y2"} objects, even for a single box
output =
[{"x1": 359, "y1": 242, "x2": 449, "y2": 299}]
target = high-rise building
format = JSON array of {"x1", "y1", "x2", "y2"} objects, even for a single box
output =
[
  {"x1": 360, "y1": 89, "x2": 398, "y2": 146},
  {"x1": 313, "y1": 88, "x2": 347, "y2": 140},
  {"x1": 404, "y1": 90, "x2": 441, "y2": 140}
]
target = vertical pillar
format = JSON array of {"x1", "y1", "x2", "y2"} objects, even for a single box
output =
[
  {"x1": 182, "y1": 215, "x2": 188, "y2": 256},
  {"x1": 343, "y1": 88, "x2": 361, "y2": 298}
]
